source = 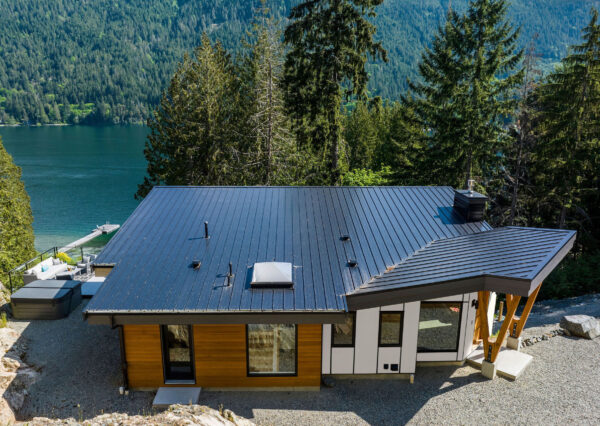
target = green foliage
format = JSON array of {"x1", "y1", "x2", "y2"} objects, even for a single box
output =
[
  {"x1": 0, "y1": 136, "x2": 36, "y2": 286},
  {"x1": 0, "y1": 312, "x2": 7, "y2": 328},
  {"x1": 136, "y1": 34, "x2": 242, "y2": 198},
  {"x1": 540, "y1": 251, "x2": 600, "y2": 300},
  {"x1": 406, "y1": 0, "x2": 523, "y2": 189},
  {"x1": 56, "y1": 252, "x2": 72, "y2": 264},
  {"x1": 239, "y1": 3, "x2": 303, "y2": 186},
  {"x1": 0, "y1": 0, "x2": 598, "y2": 124},
  {"x1": 341, "y1": 166, "x2": 391, "y2": 186},
  {"x1": 283, "y1": 0, "x2": 387, "y2": 184},
  {"x1": 531, "y1": 9, "x2": 600, "y2": 248}
]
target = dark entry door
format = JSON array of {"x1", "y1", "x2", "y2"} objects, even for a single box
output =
[{"x1": 161, "y1": 325, "x2": 195, "y2": 382}]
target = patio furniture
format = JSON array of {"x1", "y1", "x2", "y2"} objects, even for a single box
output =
[{"x1": 22, "y1": 257, "x2": 68, "y2": 284}]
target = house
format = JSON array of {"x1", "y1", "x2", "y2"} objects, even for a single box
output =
[{"x1": 84, "y1": 186, "x2": 575, "y2": 390}]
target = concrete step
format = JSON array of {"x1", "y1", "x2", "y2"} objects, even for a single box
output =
[
  {"x1": 153, "y1": 387, "x2": 202, "y2": 408},
  {"x1": 467, "y1": 346, "x2": 533, "y2": 380}
]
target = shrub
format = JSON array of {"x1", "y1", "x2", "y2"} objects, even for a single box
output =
[{"x1": 56, "y1": 252, "x2": 72, "y2": 264}]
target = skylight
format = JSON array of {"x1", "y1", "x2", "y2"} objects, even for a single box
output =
[{"x1": 251, "y1": 262, "x2": 293, "y2": 288}]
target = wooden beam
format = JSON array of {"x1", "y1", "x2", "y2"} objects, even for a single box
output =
[
  {"x1": 510, "y1": 282, "x2": 542, "y2": 338},
  {"x1": 477, "y1": 291, "x2": 492, "y2": 361},
  {"x1": 489, "y1": 294, "x2": 521, "y2": 362}
]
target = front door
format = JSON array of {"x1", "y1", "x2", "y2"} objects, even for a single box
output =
[{"x1": 161, "y1": 325, "x2": 195, "y2": 383}]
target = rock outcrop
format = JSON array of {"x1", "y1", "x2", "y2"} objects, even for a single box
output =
[
  {"x1": 0, "y1": 327, "x2": 39, "y2": 424},
  {"x1": 29, "y1": 404, "x2": 254, "y2": 425},
  {"x1": 560, "y1": 315, "x2": 600, "y2": 339}
]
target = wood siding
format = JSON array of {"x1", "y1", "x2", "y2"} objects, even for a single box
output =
[
  {"x1": 122, "y1": 324, "x2": 322, "y2": 389},
  {"x1": 93, "y1": 266, "x2": 114, "y2": 277}
]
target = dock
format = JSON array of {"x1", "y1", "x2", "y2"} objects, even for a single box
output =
[{"x1": 58, "y1": 224, "x2": 120, "y2": 253}]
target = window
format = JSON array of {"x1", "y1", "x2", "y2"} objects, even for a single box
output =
[
  {"x1": 332, "y1": 313, "x2": 355, "y2": 347},
  {"x1": 417, "y1": 302, "x2": 462, "y2": 352},
  {"x1": 379, "y1": 312, "x2": 403, "y2": 346},
  {"x1": 161, "y1": 325, "x2": 195, "y2": 382},
  {"x1": 247, "y1": 324, "x2": 297, "y2": 376}
]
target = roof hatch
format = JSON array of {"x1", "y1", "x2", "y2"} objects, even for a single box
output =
[{"x1": 251, "y1": 262, "x2": 293, "y2": 288}]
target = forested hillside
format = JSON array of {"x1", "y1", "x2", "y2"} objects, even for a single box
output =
[{"x1": 0, "y1": 0, "x2": 598, "y2": 125}]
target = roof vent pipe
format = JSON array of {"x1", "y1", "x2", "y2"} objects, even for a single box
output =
[
  {"x1": 204, "y1": 221, "x2": 210, "y2": 239},
  {"x1": 227, "y1": 262, "x2": 234, "y2": 286}
]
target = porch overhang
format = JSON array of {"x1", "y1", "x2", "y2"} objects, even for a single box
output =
[{"x1": 346, "y1": 227, "x2": 576, "y2": 311}]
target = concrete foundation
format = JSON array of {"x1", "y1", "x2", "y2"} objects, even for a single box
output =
[
  {"x1": 507, "y1": 336, "x2": 521, "y2": 351},
  {"x1": 481, "y1": 360, "x2": 497, "y2": 379}
]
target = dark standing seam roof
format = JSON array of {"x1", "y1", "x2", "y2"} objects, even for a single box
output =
[
  {"x1": 84, "y1": 186, "x2": 491, "y2": 314},
  {"x1": 352, "y1": 227, "x2": 576, "y2": 296}
]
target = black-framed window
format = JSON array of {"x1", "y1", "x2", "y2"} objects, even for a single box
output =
[
  {"x1": 246, "y1": 324, "x2": 297, "y2": 376},
  {"x1": 332, "y1": 312, "x2": 355, "y2": 347},
  {"x1": 161, "y1": 325, "x2": 195, "y2": 383},
  {"x1": 379, "y1": 311, "x2": 403, "y2": 346},
  {"x1": 417, "y1": 302, "x2": 462, "y2": 352}
]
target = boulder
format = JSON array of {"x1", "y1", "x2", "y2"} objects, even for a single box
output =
[{"x1": 560, "y1": 315, "x2": 600, "y2": 339}]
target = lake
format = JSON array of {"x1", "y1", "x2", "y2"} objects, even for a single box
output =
[{"x1": 0, "y1": 125, "x2": 148, "y2": 251}]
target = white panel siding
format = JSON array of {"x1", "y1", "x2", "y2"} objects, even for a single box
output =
[
  {"x1": 416, "y1": 352, "x2": 458, "y2": 362},
  {"x1": 322, "y1": 324, "x2": 331, "y2": 374},
  {"x1": 400, "y1": 301, "x2": 420, "y2": 373},
  {"x1": 331, "y1": 347, "x2": 354, "y2": 374},
  {"x1": 487, "y1": 292, "x2": 497, "y2": 331},
  {"x1": 354, "y1": 308, "x2": 380, "y2": 374},
  {"x1": 377, "y1": 347, "x2": 401, "y2": 373},
  {"x1": 381, "y1": 303, "x2": 404, "y2": 311},
  {"x1": 462, "y1": 292, "x2": 478, "y2": 359},
  {"x1": 456, "y1": 300, "x2": 470, "y2": 359}
]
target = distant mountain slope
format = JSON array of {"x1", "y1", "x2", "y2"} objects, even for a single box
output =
[{"x1": 0, "y1": 0, "x2": 598, "y2": 125}]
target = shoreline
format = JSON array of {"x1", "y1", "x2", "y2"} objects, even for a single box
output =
[{"x1": 0, "y1": 123, "x2": 146, "y2": 127}]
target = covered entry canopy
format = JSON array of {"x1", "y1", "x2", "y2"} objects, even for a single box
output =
[{"x1": 347, "y1": 227, "x2": 576, "y2": 310}]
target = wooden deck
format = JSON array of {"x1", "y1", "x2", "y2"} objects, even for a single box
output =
[{"x1": 58, "y1": 224, "x2": 119, "y2": 253}]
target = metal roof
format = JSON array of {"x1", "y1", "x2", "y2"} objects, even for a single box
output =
[
  {"x1": 346, "y1": 227, "x2": 576, "y2": 310},
  {"x1": 84, "y1": 186, "x2": 491, "y2": 318}
]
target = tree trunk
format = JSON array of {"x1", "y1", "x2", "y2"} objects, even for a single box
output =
[{"x1": 266, "y1": 60, "x2": 273, "y2": 185}]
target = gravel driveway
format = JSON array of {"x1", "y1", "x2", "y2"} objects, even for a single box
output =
[{"x1": 8, "y1": 296, "x2": 600, "y2": 424}]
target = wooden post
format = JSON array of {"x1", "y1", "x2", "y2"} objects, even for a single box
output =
[
  {"x1": 489, "y1": 295, "x2": 521, "y2": 362},
  {"x1": 509, "y1": 283, "x2": 542, "y2": 338},
  {"x1": 477, "y1": 291, "x2": 492, "y2": 361}
]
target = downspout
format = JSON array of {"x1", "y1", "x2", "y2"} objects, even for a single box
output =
[{"x1": 118, "y1": 324, "x2": 129, "y2": 391}]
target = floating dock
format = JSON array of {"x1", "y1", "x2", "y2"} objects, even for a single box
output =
[{"x1": 58, "y1": 224, "x2": 120, "y2": 253}]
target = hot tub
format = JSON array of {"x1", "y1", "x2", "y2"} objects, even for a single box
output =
[{"x1": 11, "y1": 280, "x2": 82, "y2": 320}]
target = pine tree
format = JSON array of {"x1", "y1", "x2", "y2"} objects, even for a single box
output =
[
  {"x1": 0, "y1": 136, "x2": 35, "y2": 287},
  {"x1": 241, "y1": 4, "x2": 301, "y2": 186},
  {"x1": 136, "y1": 34, "x2": 242, "y2": 198},
  {"x1": 406, "y1": 0, "x2": 523, "y2": 189},
  {"x1": 533, "y1": 8, "x2": 600, "y2": 241},
  {"x1": 283, "y1": 0, "x2": 387, "y2": 185}
]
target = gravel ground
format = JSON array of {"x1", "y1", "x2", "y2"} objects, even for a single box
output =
[{"x1": 8, "y1": 296, "x2": 600, "y2": 424}]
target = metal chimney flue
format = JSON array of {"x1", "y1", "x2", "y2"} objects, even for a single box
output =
[{"x1": 204, "y1": 221, "x2": 210, "y2": 239}]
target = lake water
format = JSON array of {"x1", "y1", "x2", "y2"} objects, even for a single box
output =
[{"x1": 0, "y1": 126, "x2": 148, "y2": 251}]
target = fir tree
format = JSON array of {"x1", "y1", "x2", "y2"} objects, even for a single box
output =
[
  {"x1": 283, "y1": 0, "x2": 387, "y2": 185},
  {"x1": 136, "y1": 34, "x2": 242, "y2": 198},
  {"x1": 241, "y1": 4, "x2": 302, "y2": 186},
  {"x1": 406, "y1": 0, "x2": 523, "y2": 189},
  {"x1": 0, "y1": 136, "x2": 35, "y2": 287},
  {"x1": 533, "y1": 8, "x2": 600, "y2": 241}
]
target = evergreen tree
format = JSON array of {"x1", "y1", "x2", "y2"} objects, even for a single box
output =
[
  {"x1": 136, "y1": 34, "x2": 242, "y2": 199},
  {"x1": 533, "y1": 8, "x2": 600, "y2": 243},
  {"x1": 406, "y1": 0, "x2": 523, "y2": 189},
  {"x1": 0, "y1": 136, "x2": 35, "y2": 287},
  {"x1": 283, "y1": 0, "x2": 387, "y2": 184},
  {"x1": 490, "y1": 37, "x2": 541, "y2": 226},
  {"x1": 241, "y1": 4, "x2": 302, "y2": 186}
]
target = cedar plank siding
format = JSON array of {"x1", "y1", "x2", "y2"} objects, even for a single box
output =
[{"x1": 123, "y1": 324, "x2": 322, "y2": 389}]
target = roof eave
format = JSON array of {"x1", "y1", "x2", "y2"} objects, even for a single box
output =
[
  {"x1": 346, "y1": 231, "x2": 577, "y2": 311},
  {"x1": 84, "y1": 310, "x2": 349, "y2": 326}
]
